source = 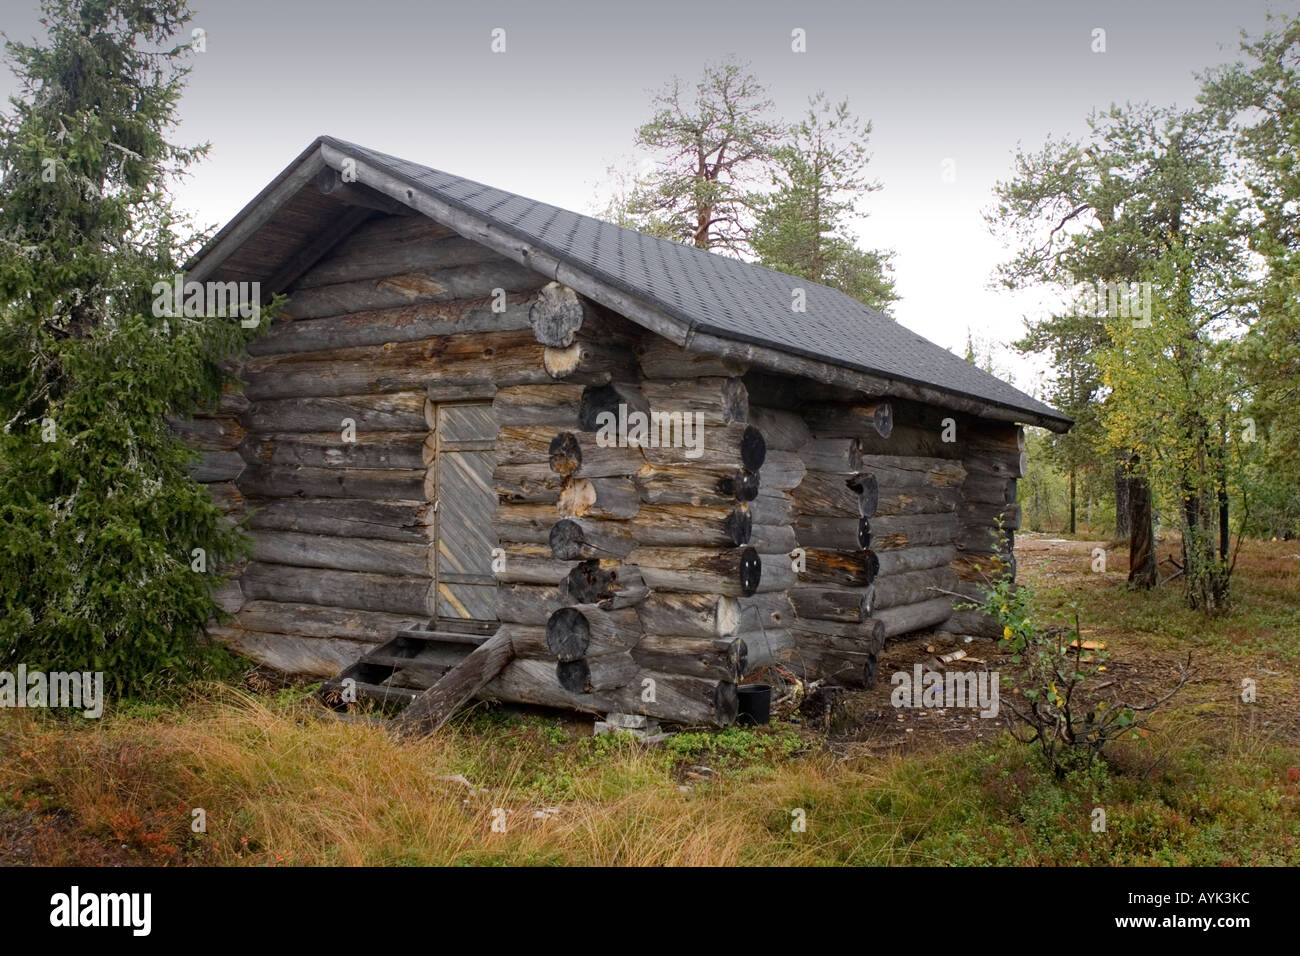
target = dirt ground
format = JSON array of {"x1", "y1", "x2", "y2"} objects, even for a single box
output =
[{"x1": 808, "y1": 533, "x2": 1298, "y2": 754}]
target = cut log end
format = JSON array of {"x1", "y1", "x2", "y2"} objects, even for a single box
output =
[
  {"x1": 739, "y1": 546, "x2": 762, "y2": 597},
  {"x1": 545, "y1": 607, "x2": 589, "y2": 661}
]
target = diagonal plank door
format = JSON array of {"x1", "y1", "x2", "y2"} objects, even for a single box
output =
[{"x1": 433, "y1": 403, "x2": 499, "y2": 624}]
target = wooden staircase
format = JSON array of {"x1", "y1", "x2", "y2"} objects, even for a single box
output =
[{"x1": 320, "y1": 621, "x2": 516, "y2": 736}]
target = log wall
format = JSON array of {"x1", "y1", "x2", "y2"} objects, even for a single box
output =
[{"x1": 191, "y1": 209, "x2": 1032, "y2": 721}]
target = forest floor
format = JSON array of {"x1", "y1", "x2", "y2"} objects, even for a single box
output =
[{"x1": 2, "y1": 537, "x2": 1297, "y2": 866}]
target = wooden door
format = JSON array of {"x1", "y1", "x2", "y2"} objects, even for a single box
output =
[{"x1": 430, "y1": 402, "x2": 498, "y2": 627}]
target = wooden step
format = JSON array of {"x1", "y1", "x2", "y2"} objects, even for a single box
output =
[{"x1": 393, "y1": 628, "x2": 488, "y2": 647}]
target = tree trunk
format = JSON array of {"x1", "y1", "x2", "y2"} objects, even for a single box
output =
[{"x1": 1127, "y1": 465, "x2": 1157, "y2": 590}]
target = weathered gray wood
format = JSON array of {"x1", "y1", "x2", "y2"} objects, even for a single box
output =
[
  {"x1": 247, "y1": 299, "x2": 535, "y2": 356},
  {"x1": 493, "y1": 544, "x2": 580, "y2": 585},
  {"x1": 494, "y1": 463, "x2": 566, "y2": 504},
  {"x1": 239, "y1": 562, "x2": 431, "y2": 615},
  {"x1": 545, "y1": 605, "x2": 641, "y2": 660},
  {"x1": 189, "y1": 449, "x2": 245, "y2": 483},
  {"x1": 251, "y1": 530, "x2": 429, "y2": 577},
  {"x1": 314, "y1": 167, "x2": 416, "y2": 217},
  {"x1": 234, "y1": 600, "x2": 422, "y2": 642},
  {"x1": 394, "y1": 628, "x2": 517, "y2": 737},
  {"x1": 865, "y1": 567, "x2": 958, "y2": 613},
  {"x1": 635, "y1": 462, "x2": 758, "y2": 505},
  {"x1": 746, "y1": 405, "x2": 811, "y2": 451},
  {"x1": 238, "y1": 464, "x2": 426, "y2": 501},
  {"x1": 243, "y1": 330, "x2": 547, "y2": 401},
  {"x1": 207, "y1": 626, "x2": 367, "y2": 678},
  {"x1": 495, "y1": 583, "x2": 563, "y2": 625},
  {"x1": 633, "y1": 635, "x2": 747, "y2": 681},
  {"x1": 789, "y1": 586, "x2": 872, "y2": 623},
  {"x1": 628, "y1": 546, "x2": 765, "y2": 596},
  {"x1": 639, "y1": 377, "x2": 749, "y2": 426},
  {"x1": 558, "y1": 476, "x2": 640, "y2": 519},
  {"x1": 528, "y1": 282, "x2": 592, "y2": 347},
  {"x1": 626, "y1": 504, "x2": 752, "y2": 548},
  {"x1": 936, "y1": 608, "x2": 1003, "y2": 638},
  {"x1": 803, "y1": 401, "x2": 893, "y2": 439},
  {"x1": 493, "y1": 383, "x2": 584, "y2": 427},
  {"x1": 243, "y1": 391, "x2": 428, "y2": 433},
  {"x1": 542, "y1": 339, "x2": 631, "y2": 384},
  {"x1": 635, "y1": 592, "x2": 741, "y2": 638},
  {"x1": 170, "y1": 414, "x2": 245, "y2": 451},
  {"x1": 482, "y1": 658, "x2": 738, "y2": 726},
  {"x1": 556, "y1": 651, "x2": 639, "y2": 693},
  {"x1": 960, "y1": 501, "x2": 1023, "y2": 530},
  {"x1": 863, "y1": 513, "x2": 959, "y2": 550},
  {"x1": 870, "y1": 544, "x2": 958, "y2": 576},
  {"x1": 637, "y1": 340, "x2": 748, "y2": 379},
  {"x1": 556, "y1": 562, "x2": 647, "y2": 609},
  {"x1": 296, "y1": 231, "x2": 505, "y2": 289},
  {"x1": 872, "y1": 597, "x2": 955, "y2": 638},
  {"x1": 748, "y1": 523, "x2": 797, "y2": 553},
  {"x1": 794, "y1": 514, "x2": 871, "y2": 551},
  {"x1": 239, "y1": 431, "x2": 427, "y2": 470},
  {"x1": 549, "y1": 517, "x2": 638, "y2": 560},
  {"x1": 797, "y1": 549, "x2": 876, "y2": 587},
  {"x1": 282, "y1": 260, "x2": 545, "y2": 321},
  {"x1": 748, "y1": 489, "x2": 793, "y2": 525}
]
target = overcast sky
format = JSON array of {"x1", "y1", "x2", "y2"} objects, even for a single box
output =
[{"x1": 2, "y1": 0, "x2": 1288, "y2": 396}]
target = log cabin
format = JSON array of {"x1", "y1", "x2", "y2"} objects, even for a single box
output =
[{"x1": 182, "y1": 136, "x2": 1071, "y2": 729}]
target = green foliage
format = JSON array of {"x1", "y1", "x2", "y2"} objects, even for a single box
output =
[
  {"x1": 976, "y1": 567, "x2": 1186, "y2": 778},
  {"x1": 751, "y1": 94, "x2": 897, "y2": 313},
  {"x1": 0, "y1": 0, "x2": 262, "y2": 694},
  {"x1": 625, "y1": 58, "x2": 783, "y2": 253}
]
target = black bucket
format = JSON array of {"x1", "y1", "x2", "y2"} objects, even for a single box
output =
[{"x1": 736, "y1": 683, "x2": 772, "y2": 726}]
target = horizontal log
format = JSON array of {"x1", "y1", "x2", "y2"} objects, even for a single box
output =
[
  {"x1": 757, "y1": 448, "x2": 805, "y2": 491},
  {"x1": 639, "y1": 377, "x2": 749, "y2": 426},
  {"x1": 494, "y1": 464, "x2": 565, "y2": 504},
  {"x1": 207, "y1": 627, "x2": 367, "y2": 678},
  {"x1": 748, "y1": 489, "x2": 793, "y2": 525},
  {"x1": 797, "y1": 548, "x2": 875, "y2": 587},
  {"x1": 546, "y1": 430, "x2": 648, "y2": 478},
  {"x1": 558, "y1": 476, "x2": 640, "y2": 519},
  {"x1": 242, "y1": 391, "x2": 429, "y2": 435},
  {"x1": 239, "y1": 431, "x2": 427, "y2": 470},
  {"x1": 636, "y1": 423, "x2": 765, "y2": 470},
  {"x1": 632, "y1": 634, "x2": 748, "y2": 681},
  {"x1": 626, "y1": 503, "x2": 751, "y2": 548},
  {"x1": 936, "y1": 608, "x2": 1003, "y2": 639},
  {"x1": 238, "y1": 464, "x2": 425, "y2": 501},
  {"x1": 960, "y1": 471, "x2": 1016, "y2": 505},
  {"x1": 495, "y1": 583, "x2": 563, "y2": 626},
  {"x1": 242, "y1": 330, "x2": 547, "y2": 401},
  {"x1": 739, "y1": 627, "x2": 795, "y2": 674},
  {"x1": 248, "y1": 498, "x2": 427, "y2": 544},
  {"x1": 542, "y1": 338, "x2": 631, "y2": 384},
  {"x1": 170, "y1": 414, "x2": 245, "y2": 451},
  {"x1": 635, "y1": 462, "x2": 758, "y2": 505},
  {"x1": 628, "y1": 546, "x2": 764, "y2": 596},
  {"x1": 793, "y1": 471, "x2": 872, "y2": 517},
  {"x1": 493, "y1": 543, "x2": 580, "y2": 586},
  {"x1": 780, "y1": 645, "x2": 878, "y2": 688},
  {"x1": 870, "y1": 544, "x2": 957, "y2": 576},
  {"x1": 746, "y1": 405, "x2": 811, "y2": 451},
  {"x1": 546, "y1": 605, "x2": 640, "y2": 660},
  {"x1": 253, "y1": 528, "x2": 429, "y2": 577},
  {"x1": 962, "y1": 451, "x2": 1028, "y2": 480},
  {"x1": 789, "y1": 586, "x2": 871, "y2": 623},
  {"x1": 863, "y1": 513, "x2": 959, "y2": 550},
  {"x1": 786, "y1": 616, "x2": 887, "y2": 655},
  {"x1": 960, "y1": 501, "x2": 1023, "y2": 530},
  {"x1": 637, "y1": 340, "x2": 748, "y2": 379},
  {"x1": 802, "y1": 401, "x2": 893, "y2": 439},
  {"x1": 239, "y1": 562, "x2": 431, "y2": 615},
  {"x1": 635, "y1": 592, "x2": 741, "y2": 638},
  {"x1": 189, "y1": 449, "x2": 245, "y2": 483},
  {"x1": 794, "y1": 514, "x2": 870, "y2": 551},
  {"x1": 955, "y1": 525, "x2": 1015, "y2": 555},
  {"x1": 549, "y1": 517, "x2": 638, "y2": 560},
  {"x1": 748, "y1": 523, "x2": 797, "y2": 553},
  {"x1": 736, "y1": 592, "x2": 795, "y2": 633},
  {"x1": 865, "y1": 567, "x2": 958, "y2": 613},
  {"x1": 483, "y1": 657, "x2": 737, "y2": 726},
  {"x1": 282, "y1": 261, "x2": 545, "y2": 320},
  {"x1": 873, "y1": 597, "x2": 956, "y2": 638},
  {"x1": 233, "y1": 600, "x2": 423, "y2": 643},
  {"x1": 556, "y1": 652, "x2": 639, "y2": 693},
  {"x1": 295, "y1": 233, "x2": 508, "y2": 289},
  {"x1": 492, "y1": 502, "x2": 564, "y2": 547},
  {"x1": 492, "y1": 383, "x2": 584, "y2": 428},
  {"x1": 247, "y1": 299, "x2": 535, "y2": 356}
]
